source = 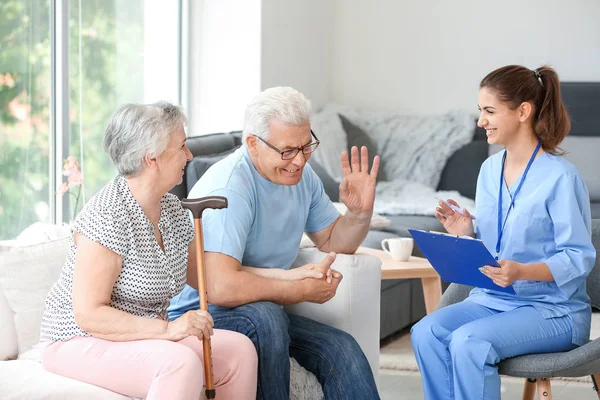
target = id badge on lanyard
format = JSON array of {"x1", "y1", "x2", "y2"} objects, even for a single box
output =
[{"x1": 495, "y1": 140, "x2": 542, "y2": 260}]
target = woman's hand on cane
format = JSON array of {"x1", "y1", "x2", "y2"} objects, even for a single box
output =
[{"x1": 167, "y1": 310, "x2": 214, "y2": 341}]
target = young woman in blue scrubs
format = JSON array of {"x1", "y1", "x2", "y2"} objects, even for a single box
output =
[{"x1": 411, "y1": 65, "x2": 596, "y2": 400}]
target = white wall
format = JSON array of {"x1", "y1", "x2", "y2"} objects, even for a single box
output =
[
  {"x1": 333, "y1": 0, "x2": 600, "y2": 114},
  {"x1": 143, "y1": 0, "x2": 179, "y2": 104},
  {"x1": 261, "y1": 0, "x2": 335, "y2": 111},
  {"x1": 188, "y1": 0, "x2": 334, "y2": 134},
  {"x1": 188, "y1": 0, "x2": 600, "y2": 130},
  {"x1": 188, "y1": 0, "x2": 261, "y2": 135}
]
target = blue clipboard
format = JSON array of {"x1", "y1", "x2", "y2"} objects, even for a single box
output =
[{"x1": 408, "y1": 229, "x2": 516, "y2": 294}]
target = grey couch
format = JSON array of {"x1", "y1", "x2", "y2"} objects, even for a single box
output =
[{"x1": 171, "y1": 83, "x2": 600, "y2": 341}]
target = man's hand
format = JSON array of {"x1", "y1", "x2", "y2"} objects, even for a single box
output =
[
  {"x1": 301, "y1": 274, "x2": 343, "y2": 303},
  {"x1": 480, "y1": 260, "x2": 523, "y2": 287},
  {"x1": 281, "y1": 260, "x2": 342, "y2": 283},
  {"x1": 313, "y1": 252, "x2": 342, "y2": 283},
  {"x1": 339, "y1": 146, "x2": 380, "y2": 219},
  {"x1": 299, "y1": 253, "x2": 343, "y2": 303},
  {"x1": 284, "y1": 264, "x2": 324, "y2": 280}
]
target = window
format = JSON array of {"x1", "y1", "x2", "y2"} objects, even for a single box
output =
[
  {"x1": 0, "y1": 0, "x2": 51, "y2": 240},
  {"x1": 0, "y1": 0, "x2": 185, "y2": 240}
]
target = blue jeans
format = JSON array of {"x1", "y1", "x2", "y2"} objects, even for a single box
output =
[
  {"x1": 410, "y1": 301, "x2": 577, "y2": 400},
  {"x1": 209, "y1": 301, "x2": 380, "y2": 400}
]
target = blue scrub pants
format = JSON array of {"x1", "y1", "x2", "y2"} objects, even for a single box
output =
[{"x1": 410, "y1": 301, "x2": 577, "y2": 400}]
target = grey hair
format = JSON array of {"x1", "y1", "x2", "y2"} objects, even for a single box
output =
[
  {"x1": 103, "y1": 101, "x2": 187, "y2": 177},
  {"x1": 242, "y1": 87, "x2": 312, "y2": 143}
]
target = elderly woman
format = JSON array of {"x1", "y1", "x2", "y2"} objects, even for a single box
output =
[{"x1": 39, "y1": 102, "x2": 257, "y2": 400}]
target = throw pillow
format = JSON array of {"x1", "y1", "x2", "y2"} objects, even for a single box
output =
[
  {"x1": 339, "y1": 114, "x2": 386, "y2": 182},
  {"x1": 437, "y1": 141, "x2": 489, "y2": 200},
  {"x1": 0, "y1": 288, "x2": 18, "y2": 360},
  {"x1": 0, "y1": 236, "x2": 69, "y2": 354},
  {"x1": 309, "y1": 104, "x2": 349, "y2": 181},
  {"x1": 16, "y1": 222, "x2": 71, "y2": 244},
  {"x1": 308, "y1": 160, "x2": 340, "y2": 202}
]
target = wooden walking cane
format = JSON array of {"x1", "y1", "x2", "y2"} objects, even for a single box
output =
[{"x1": 181, "y1": 196, "x2": 228, "y2": 400}]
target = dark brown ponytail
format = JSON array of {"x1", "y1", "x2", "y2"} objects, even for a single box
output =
[{"x1": 480, "y1": 65, "x2": 571, "y2": 153}]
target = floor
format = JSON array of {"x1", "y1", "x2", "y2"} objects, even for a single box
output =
[{"x1": 378, "y1": 370, "x2": 599, "y2": 399}]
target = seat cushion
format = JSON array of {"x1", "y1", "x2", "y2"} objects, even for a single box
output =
[
  {"x1": 0, "y1": 358, "x2": 317, "y2": 400},
  {"x1": 498, "y1": 339, "x2": 600, "y2": 378},
  {"x1": 0, "y1": 360, "x2": 132, "y2": 400}
]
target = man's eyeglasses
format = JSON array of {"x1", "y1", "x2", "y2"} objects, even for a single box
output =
[{"x1": 253, "y1": 130, "x2": 320, "y2": 160}]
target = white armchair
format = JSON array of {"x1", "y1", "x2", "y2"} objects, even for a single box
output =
[
  {"x1": 0, "y1": 225, "x2": 382, "y2": 400},
  {"x1": 286, "y1": 248, "x2": 382, "y2": 381}
]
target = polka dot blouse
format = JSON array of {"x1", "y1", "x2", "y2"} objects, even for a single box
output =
[{"x1": 40, "y1": 175, "x2": 194, "y2": 342}]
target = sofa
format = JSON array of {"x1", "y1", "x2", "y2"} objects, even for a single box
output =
[
  {"x1": 172, "y1": 83, "x2": 600, "y2": 341},
  {"x1": 0, "y1": 223, "x2": 382, "y2": 399}
]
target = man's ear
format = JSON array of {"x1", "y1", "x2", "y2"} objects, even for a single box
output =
[
  {"x1": 245, "y1": 135, "x2": 259, "y2": 156},
  {"x1": 518, "y1": 102, "x2": 533, "y2": 123}
]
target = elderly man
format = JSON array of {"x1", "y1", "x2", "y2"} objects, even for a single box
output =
[{"x1": 168, "y1": 87, "x2": 380, "y2": 399}]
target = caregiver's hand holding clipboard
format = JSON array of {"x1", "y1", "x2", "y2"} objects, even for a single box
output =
[{"x1": 434, "y1": 197, "x2": 517, "y2": 288}]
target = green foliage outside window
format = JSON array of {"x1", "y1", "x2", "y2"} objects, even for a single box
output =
[{"x1": 0, "y1": 0, "x2": 176, "y2": 240}]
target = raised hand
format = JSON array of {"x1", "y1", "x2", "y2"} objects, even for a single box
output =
[
  {"x1": 434, "y1": 198, "x2": 475, "y2": 237},
  {"x1": 339, "y1": 146, "x2": 380, "y2": 218},
  {"x1": 166, "y1": 309, "x2": 214, "y2": 341}
]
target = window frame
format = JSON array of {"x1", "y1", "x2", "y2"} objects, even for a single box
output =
[{"x1": 46, "y1": 0, "x2": 188, "y2": 226}]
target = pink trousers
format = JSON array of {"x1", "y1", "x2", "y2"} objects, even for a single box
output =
[{"x1": 42, "y1": 329, "x2": 257, "y2": 400}]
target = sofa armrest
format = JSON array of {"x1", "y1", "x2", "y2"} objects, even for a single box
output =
[{"x1": 283, "y1": 248, "x2": 382, "y2": 383}]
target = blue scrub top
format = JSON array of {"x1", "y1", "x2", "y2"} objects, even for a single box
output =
[{"x1": 467, "y1": 151, "x2": 596, "y2": 346}]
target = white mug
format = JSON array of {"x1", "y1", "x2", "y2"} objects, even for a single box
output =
[{"x1": 381, "y1": 237, "x2": 414, "y2": 261}]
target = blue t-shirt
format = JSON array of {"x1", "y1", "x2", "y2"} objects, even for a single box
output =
[
  {"x1": 168, "y1": 146, "x2": 340, "y2": 319},
  {"x1": 466, "y1": 151, "x2": 596, "y2": 345}
]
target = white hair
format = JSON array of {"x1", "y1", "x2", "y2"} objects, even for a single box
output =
[
  {"x1": 103, "y1": 101, "x2": 187, "y2": 177},
  {"x1": 242, "y1": 87, "x2": 312, "y2": 143}
]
